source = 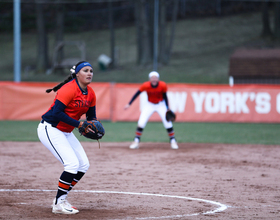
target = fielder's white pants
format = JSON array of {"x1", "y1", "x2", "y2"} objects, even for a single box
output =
[
  {"x1": 138, "y1": 100, "x2": 173, "y2": 129},
  {"x1": 37, "y1": 121, "x2": 90, "y2": 174}
]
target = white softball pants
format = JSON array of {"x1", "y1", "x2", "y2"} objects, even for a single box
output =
[
  {"x1": 138, "y1": 100, "x2": 173, "y2": 129},
  {"x1": 37, "y1": 121, "x2": 90, "y2": 174}
]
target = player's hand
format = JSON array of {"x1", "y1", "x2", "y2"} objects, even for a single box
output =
[
  {"x1": 124, "y1": 104, "x2": 130, "y2": 110},
  {"x1": 87, "y1": 127, "x2": 95, "y2": 133},
  {"x1": 78, "y1": 121, "x2": 95, "y2": 133}
]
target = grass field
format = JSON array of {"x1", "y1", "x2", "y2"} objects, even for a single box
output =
[
  {"x1": 1, "y1": 120, "x2": 279, "y2": 145},
  {"x1": 0, "y1": 12, "x2": 279, "y2": 145},
  {"x1": 1, "y1": 11, "x2": 278, "y2": 84}
]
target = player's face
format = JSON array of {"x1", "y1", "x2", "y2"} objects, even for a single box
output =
[
  {"x1": 76, "y1": 66, "x2": 93, "y2": 88},
  {"x1": 150, "y1": 76, "x2": 159, "y2": 86}
]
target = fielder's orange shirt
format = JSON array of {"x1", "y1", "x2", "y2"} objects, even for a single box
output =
[
  {"x1": 45, "y1": 79, "x2": 96, "y2": 132},
  {"x1": 139, "y1": 81, "x2": 167, "y2": 104}
]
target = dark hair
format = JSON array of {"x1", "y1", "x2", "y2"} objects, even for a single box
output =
[{"x1": 46, "y1": 61, "x2": 87, "y2": 93}]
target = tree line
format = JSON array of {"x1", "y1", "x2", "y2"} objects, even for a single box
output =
[
  {"x1": 33, "y1": 0, "x2": 181, "y2": 72},
  {"x1": 0, "y1": 0, "x2": 275, "y2": 73}
]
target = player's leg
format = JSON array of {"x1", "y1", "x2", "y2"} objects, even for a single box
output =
[
  {"x1": 166, "y1": 127, "x2": 179, "y2": 149},
  {"x1": 52, "y1": 132, "x2": 88, "y2": 213},
  {"x1": 66, "y1": 132, "x2": 90, "y2": 192},
  {"x1": 130, "y1": 102, "x2": 155, "y2": 149},
  {"x1": 156, "y1": 102, "x2": 179, "y2": 149},
  {"x1": 37, "y1": 122, "x2": 79, "y2": 214},
  {"x1": 131, "y1": 126, "x2": 143, "y2": 145}
]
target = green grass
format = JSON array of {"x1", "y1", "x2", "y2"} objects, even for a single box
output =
[
  {"x1": 1, "y1": 11, "x2": 279, "y2": 84},
  {"x1": 1, "y1": 12, "x2": 279, "y2": 145},
  {"x1": 1, "y1": 120, "x2": 279, "y2": 145}
]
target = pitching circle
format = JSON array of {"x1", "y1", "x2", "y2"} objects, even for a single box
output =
[{"x1": 0, "y1": 189, "x2": 229, "y2": 219}]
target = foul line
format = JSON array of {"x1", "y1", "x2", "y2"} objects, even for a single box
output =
[{"x1": 0, "y1": 189, "x2": 229, "y2": 219}]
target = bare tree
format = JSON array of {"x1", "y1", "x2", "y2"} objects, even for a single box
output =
[
  {"x1": 36, "y1": 1, "x2": 49, "y2": 73},
  {"x1": 274, "y1": 2, "x2": 280, "y2": 39},
  {"x1": 165, "y1": 0, "x2": 179, "y2": 64},
  {"x1": 159, "y1": 0, "x2": 179, "y2": 65},
  {"x1": 159, "y1": 0, "x2": 167, "y2": 64},
  {"x1": 55, "y1": 1, "x2": 65, "y2": 64},
  {"x1": 135, "y1": 0, "x2": 143, "y2": 65},
  {"x1": 261, "y1": 1, "x2": 272, "y2": 38},
  {"x1": 137, "y1": 0, "x2": 152, "y2": 66},
  {"x1": 109, "y1": 0, "x2": 115, "y2": 67},
  {"x1": 135, "y1": 0, "x2": 179, "y2": 66}
]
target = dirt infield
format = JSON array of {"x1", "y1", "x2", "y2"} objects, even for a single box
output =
[{"x1": 1, "y1": 141, "x2": 280, "y2": 219}]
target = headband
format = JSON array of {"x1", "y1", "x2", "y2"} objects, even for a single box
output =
[
  {"x1": 75, "y1": 62, "x2": 92, "y2": 74},
  {"x1": 149, "y1": 71, "x2": 159, "y2": 78}
]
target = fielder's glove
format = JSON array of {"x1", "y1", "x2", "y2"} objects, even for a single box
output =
[
  {"x1": 78, "y1": 120, "x2": 105, "y2": 140},
  {"x1": 165, "y1": 110, "x2": 176, "y2": 122}
]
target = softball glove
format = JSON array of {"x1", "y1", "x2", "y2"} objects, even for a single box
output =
[
  {"x1": 78, "y1": 120, "x2": 105, "y2": 140},
  {"x1": 165, "y1": 110, "x2": 176, "y2": 122}
]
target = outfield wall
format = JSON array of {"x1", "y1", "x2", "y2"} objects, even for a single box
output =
[{"x1": 0, "y1": 82, "x2": 280, "y2": 123}]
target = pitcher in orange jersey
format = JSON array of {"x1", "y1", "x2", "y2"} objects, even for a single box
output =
[
  {"x1": 37, "y1": 61, "x2": 97, "y2": 214},
  {"x1": 124, "y1": 71, "x2": 179, "y2": 149}
]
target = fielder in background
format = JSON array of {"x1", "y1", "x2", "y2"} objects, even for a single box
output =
[
  {"x1": 37, "y1": 61, "x2": 97, "y2": 214},
  {"x1": 124, "y1": 71, "x2": 179, "y2": 150}
]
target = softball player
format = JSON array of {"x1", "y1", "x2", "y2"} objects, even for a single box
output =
[
  {"x1": 37, "y1": 61, "x2": 97, "y2": 214},
  {"x1": 124, "y1": 71, "x2": 179, "y2": 150}
]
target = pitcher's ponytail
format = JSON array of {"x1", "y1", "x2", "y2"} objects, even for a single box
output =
[{"x1": 46, "y1": 61, "x2": 88, "y2": 93}]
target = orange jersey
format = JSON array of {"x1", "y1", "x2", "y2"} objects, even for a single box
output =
[
  {"x1": 139, "y1": 81, "x2": 167, "y2": 104},
  {"x1": 44, "y1": 79, "x2": 96, "y2": 132}
]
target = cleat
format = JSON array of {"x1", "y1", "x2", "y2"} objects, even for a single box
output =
[
  {"x1": 65, "y1": 200, "x2": 78, "y2": 210},
  {"x1": 129, "y1": 141, "x2": 139, "y2": 149},
  {"x1": 170, "y1": 140, "x2": 179, "y2": 149},
  {"x1": 51, "y1": 198, "x2": 77, "y2": 210},
  {"x1": 52, "y1": 198, "x2": 79, "y2": 214},
  {"x1": 51, "y1": 198, "x2": 55, "y2": 208}
]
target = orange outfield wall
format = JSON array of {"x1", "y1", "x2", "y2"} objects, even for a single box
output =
[
  {"x1": 0, "y1": 82, "x2": 280, "y2": 123},
  {"x1": 0, "y1": 82, "x2": 112, "y2": 120}
]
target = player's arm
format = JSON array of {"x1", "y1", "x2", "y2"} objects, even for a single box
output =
[
  {"x1": 124, "y1": 90, "x2": 141, "y2": 109},
  {"x1": 129, "y1": 90, "x2": 141, "y2": 105},
  {"x1": 86, "y1": 106, "x2": 97, "y2": 121},
  {"x1": 163, "y1": 92, "x2": 169, "y2": 109},
  {"x1": 52, "y1": 100, "x2": 80, "y2": 127}
]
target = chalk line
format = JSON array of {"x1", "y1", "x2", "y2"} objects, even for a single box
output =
[{"x1": 0, "y1": 189, "x2": 229, "y2": 219}]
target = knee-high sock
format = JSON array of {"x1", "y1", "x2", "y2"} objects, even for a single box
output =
[
  {"x1": 166, "y1": 127, "x2": 175, "y2": 141},
  {"x1": 134, "y1": 127, "x2": 143, "y2": 142},
  {"x1": 68, "y1": 171, "x2": 85, "y2": 192},
  {"x1": 55, "y1": 171, "x2": 75, "y2": 204}
]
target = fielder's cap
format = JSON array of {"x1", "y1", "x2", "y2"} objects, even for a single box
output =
[{"x1": 149, "y1": 71, "x2": 159, "y2": 78}]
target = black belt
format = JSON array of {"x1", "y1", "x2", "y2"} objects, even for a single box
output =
[{"x1": 41, "y1": 119, "x2": 56, "y2": 127}]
